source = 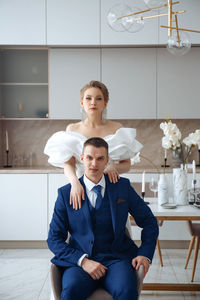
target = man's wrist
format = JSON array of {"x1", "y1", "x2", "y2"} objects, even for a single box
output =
[
  {"x1": 78, "y1": 254, "x2": 88, "y2": 267},
  {"x1": 144, "y1": 257, "x2": 151, "y2": 264}
]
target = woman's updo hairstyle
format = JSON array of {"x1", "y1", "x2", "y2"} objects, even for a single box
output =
[{"x1": 80, "y1": 80, "x2": 109, "y2": 103}]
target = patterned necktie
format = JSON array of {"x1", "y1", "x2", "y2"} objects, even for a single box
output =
[{"x1": 92, "y1": 185, "x2": 102, "y2": 210}]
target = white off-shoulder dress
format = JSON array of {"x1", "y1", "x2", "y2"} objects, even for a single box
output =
[{"x1": 44, "y1": 128, "x2": 142, "y2": 176}]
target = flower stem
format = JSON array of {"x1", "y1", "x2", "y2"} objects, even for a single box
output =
[{"x1": 140, "y1": 154, "x2": 160, "y2": 174}]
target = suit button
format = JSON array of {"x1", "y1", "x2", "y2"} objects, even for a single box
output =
[{"x1": 89, "y1": 240, "x2": 93, "y2": 244}]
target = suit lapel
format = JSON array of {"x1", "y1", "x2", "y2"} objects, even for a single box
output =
[
  {"x1": 105, "y1": 176, "x2": 117, "y2": 234},
  {"x1": 79, "y1": 176, "x2": 93, "y2": 230}
]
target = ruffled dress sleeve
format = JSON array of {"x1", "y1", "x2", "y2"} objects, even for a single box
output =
[
  {"x1": 104, "y1": 128, "x2": 143, "y2": 161},
  {"x1": 44, "y1": 131, "x2": 86, "y2": 169}
]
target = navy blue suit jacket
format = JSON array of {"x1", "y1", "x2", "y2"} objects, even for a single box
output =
[{"x1": 47, "y1": 175, "x2": 159, "y2": 268}]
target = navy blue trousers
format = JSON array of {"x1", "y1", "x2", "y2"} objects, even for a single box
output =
[{"x1": 61, "y1": 260, "x2": 138, "y2": 300}]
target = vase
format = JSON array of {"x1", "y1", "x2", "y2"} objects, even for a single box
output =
[
  {"x1": 158, "y1": 174, "x2": 169, "y2": 206},
  {"x1": 173, "y1": 168, "x2": 188, "y2": 205},
  {"x1": 171, "y1": 149, "x2": 184, "y2": 168}
]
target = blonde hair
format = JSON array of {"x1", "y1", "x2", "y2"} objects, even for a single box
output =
[{"x1": 80, "y1": 80, "x2": 109, "y2": 103}]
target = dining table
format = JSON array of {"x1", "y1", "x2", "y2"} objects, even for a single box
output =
[{"x1": 130, "y1": 198, "x2": 200, "y2": 291}]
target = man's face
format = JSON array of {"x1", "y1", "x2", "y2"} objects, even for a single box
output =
[{"x1": 81, "y1": 145, "x2": 109, "y2": 183}]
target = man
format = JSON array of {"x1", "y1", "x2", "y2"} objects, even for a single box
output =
[{"x1": 47, "y1": 137, "x2": 159, "y2": 300}]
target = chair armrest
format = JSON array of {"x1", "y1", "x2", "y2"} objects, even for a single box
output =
[{"x1": 135, "y1": 264, "x2": 145, "y2": 296}]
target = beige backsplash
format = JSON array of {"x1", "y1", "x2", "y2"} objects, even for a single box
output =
[{"x1": 0, "y1": 119, "x2": 199, "y2": 169}]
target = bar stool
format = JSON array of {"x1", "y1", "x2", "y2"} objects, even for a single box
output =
[{"x1": 184, "y1": 221, "x2": 200, "y2": 282}]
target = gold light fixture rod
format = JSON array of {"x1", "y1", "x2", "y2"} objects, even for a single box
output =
[
  {"x1": 133, "y1": 10, "x2": 185, "y2": 22},
  {"x1": 175, "y1": 14, "x2": 180, "y2": 43},
  {"x1": 117, "y1": 1, "x2": 179, "y2": 20},
  {"x1": 160, "y1": 25, "x2": 200, "y2": 34},
  {"x1": 168, "y1": 0, "x2": 173, "y2": 36}
]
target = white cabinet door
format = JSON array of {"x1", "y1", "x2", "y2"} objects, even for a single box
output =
[
  {"x1": 0, "y1": 174, "x2": 47, "y2": 240},
  {"x1": 157, "y1": 47, "x2": 200, "y2": 119},
  {"x1": 158, "y1": 0, "x2": 200, "y2": 45},
  {"x1": 47, "y1": 0, "x2": 100, "y2": 45},
  {"x1": 101, "y1": 0, "x2": 158, "y2": 46},
  {"x1": 48, "y1": 174, "x2": 68, "y2": 224},
  {"x1": 0, "y1": 0, "x2": 46, "y2": 45},
  {"x1": 49, "y1": 48, "x2": 100, "y2": 119},
  {"x1": 102, "y1": 48, "x2": 157, "y2": 119}
]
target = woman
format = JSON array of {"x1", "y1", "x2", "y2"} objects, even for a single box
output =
[{"x1": 44, "y1": 80, "x2": 142, "y2": 209}]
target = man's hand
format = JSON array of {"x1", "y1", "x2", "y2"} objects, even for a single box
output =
[
  {"x1": 81, "y1": 257, "x2": 107, "y2": 280},
  {"x1": 132, "y1": 256, "x2": 150, "y2": 277}
]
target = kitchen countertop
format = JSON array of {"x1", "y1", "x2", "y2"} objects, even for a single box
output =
[{"x1": 0, "y1": 165, "x2": 199, "y2": 174}]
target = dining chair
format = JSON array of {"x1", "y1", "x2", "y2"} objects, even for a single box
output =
[
  {"x1": 50, "y1": 263, "x2": 144, "y2": 300},
  {"x1": 184, "y1": 221, "x2": 200, "y2": 282},
  {"x1": 50, "y1": 225, "x2": 145, "y2": 300},
  {"x1": 130, "y1": 218, "x2": 163, "y2": 267}
]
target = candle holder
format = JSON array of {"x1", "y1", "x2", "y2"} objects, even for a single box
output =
[
  {"x1": 196, "y1": 149, "x2": 200, "y2": 167},
  {"x1": 189, "y1": 180, "x2": 200, "y2": 205},
  {"x1": 161, "y1": 158, "x2": 170, "y2": 168},
  {"x1": 189, "y1": 180, "x2": 196, "y2": 205},
  {"x1": 141, "y1": 192, "x2": 149, "y2": 205},
  {"x1": 4, "y1": 150, "x2": 12, "y2": 168}
]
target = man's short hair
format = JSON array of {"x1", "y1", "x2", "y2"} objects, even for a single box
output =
[{"x1": 83, "y1": 137, "x2": 108, "y2": 155}]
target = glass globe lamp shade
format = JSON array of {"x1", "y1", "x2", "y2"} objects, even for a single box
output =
[
  {"x1": 167, "y1": 31, "x2": 191, "y2": 56},
  {"x1": 107, "y1": 4, "x2": 132, "y2": 32},
  {"x1": 144, "y1": 0, "x2": 167, "y2": 8},
  {"x1": 121, "y1": 7, "x2": 144, "y2": 33}
]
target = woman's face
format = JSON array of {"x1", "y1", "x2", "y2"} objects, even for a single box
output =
[{"x1": 81, "y1": 87, "x2": 107, "y2": 117}]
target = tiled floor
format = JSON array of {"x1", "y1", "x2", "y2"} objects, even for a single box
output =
[{"x1": 0, "y1": 248, "x2": 199, "y2": 300}]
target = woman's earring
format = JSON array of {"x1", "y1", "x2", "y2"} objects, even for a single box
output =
[
  {"x1": 80, "y1": 107, "x2": 87, "y2": 121},
  {"x1": 102, "y1": 107, "x2": 107, "y2": 123}
]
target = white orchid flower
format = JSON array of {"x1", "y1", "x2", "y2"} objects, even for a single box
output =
[{"x1": 131, "y1": 152, "x2": 141, "y2": 165}]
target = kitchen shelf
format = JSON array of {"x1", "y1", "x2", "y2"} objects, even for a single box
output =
[{"x1": 0, "y1": 49, "x2": 48, "y2": 119}]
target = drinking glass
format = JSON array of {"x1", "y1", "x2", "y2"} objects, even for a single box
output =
[{"x1": 149, "y1": 178, "x2": 158, "y2": 198}]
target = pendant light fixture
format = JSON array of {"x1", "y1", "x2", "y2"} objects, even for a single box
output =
[{"x1": 107, "y1": 0, "x2": 200, "y2": 55}]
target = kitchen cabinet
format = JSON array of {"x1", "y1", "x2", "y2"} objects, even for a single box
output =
[
  {"x1": 48, "y1": 174, "x2": 68, "y2": 223},
  {"x1": 0, "y1": 49, "x2": 48, "y2": 119},
  {"x1": 0, "y1": 0, "x2": 46, "y2": 45},
  {"x1": 101, "y1": 0, "x2": 158, "y2": 46},
  {"x1": 0, "y1": 174, "x2": 48, "y2": 240},
  {"x1": 49, "y1": 48, "x2": 100, "y2": 119},
  {"x1": 47, "y1": 0, "x2": 100, "y2": 45},
  {"x1": 158, "y1": 0, "x2": 200, "y2": 45},
  {"x1": 101, "y1": 48, "x2": 157, "y2": 119},
  {"x1": 157, "y1": 47, "x2": 200, "y2": 119}
]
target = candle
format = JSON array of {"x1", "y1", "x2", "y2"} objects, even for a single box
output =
[
  {"x1": 5, "y1": 131, "x2": 9, "y2": 151},
  {"x1": 192, "y1": 160, "x2": 196, "y2": 181},
  {"x1": 164, "y1": 149, "x2": 167, "y2": 159},
  {"x1": 142, "y1": 171, "x2": 145, "y2": 193}
]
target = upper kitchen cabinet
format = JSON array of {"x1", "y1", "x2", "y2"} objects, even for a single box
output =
[
  {"x1": 47, "y1": 0, "x2": 100, "y2": 45},
  {"x1": 0, "y1": 0, "x2": 46, "y2": 45},
  {"x1": 158, "y1": 0, "x2": 200, "y2": 45},
  {"x1": 101, "y1": 0, "x2": 158, "y2": 46},
  {"x1": 0, "y1": 49, "x2": 48, "y2": 119},
  {"x1": 157, "y1": 48, "x2": 200, "y2": 119},
  {"x1": 102, "y1": 48, "x2": 157, "y2": 119},
  {"x1": 49, "y1": 48, "x2": 100, "y2": 119}
]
